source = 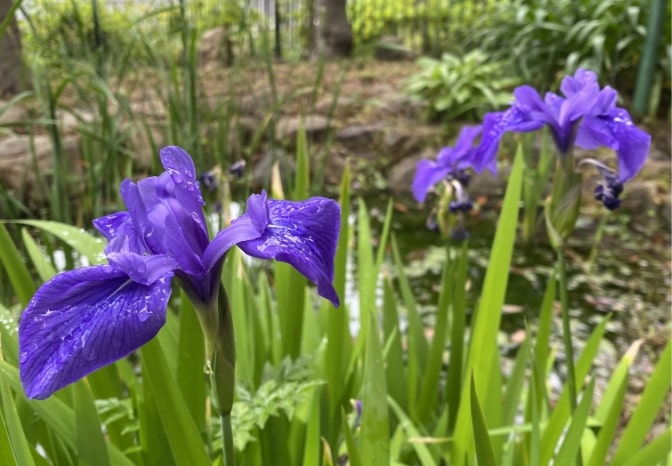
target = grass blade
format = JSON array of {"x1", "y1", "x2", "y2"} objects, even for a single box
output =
[
  {"x1": 470, "y1": 375, "x2": 497, "y2": 466},
  {"x1": 0, "y1": 223, "x2": 35, "y2": 307},
  {"x1": 553, "y1": 378, "x2": 596, "y2": 466},
  {"x1": 74, "y1": 380, "x2": 111, "y2": 466},
  {"x1": 587, "y1": 339, "x2": 643, "y2": 466},
  {"x1": 452, "y1": 144, "x2": 524, "y2": 464},
  {"x1": 176, "y1": 291, "x2": 206, "y2": 435},
  {"x1": 341, "y1": 407, "x2": 363, "y2": 466},
  {"x1": 14, "y1": 220, "x2": 105, "y2": 265},
  {"x1": 359, "y1": 312, "x2": 389, "y2": 465},
  {"x1": 622, "y1": 427, "x2": 672, "y2": 466},
  {"x1": 21, "y1": 229, "x2": 56, "y2": 282},
  {"x1": 611, "y1": 339, "x2": 671, "y2": 465},
  {"x1": 0, "y1": 362, "x2": 133, "y2": 466},
  {"x1": 140, "y1": 337, "x2": 210, "y2": 466},
  {"x1": 0, "y1": 377, "x2": 34, "y2": 466},
  {"x1": 388, "y1": 396, "x2": 436, "y2": 466}
]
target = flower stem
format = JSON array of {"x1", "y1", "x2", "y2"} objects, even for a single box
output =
[
  {"x1": 557, "y1": 250, "x2": 582, "y2": 466},
  {"x1": 205, "y1": 284, "x2": 237, "y2": 466},
  {"x1": 557, "y1": 251, "x2": 577, "y2": 409},
  {"x1": 221, "y1": 412, "x2": 235, "y2": 466}
]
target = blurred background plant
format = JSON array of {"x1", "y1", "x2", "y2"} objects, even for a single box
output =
[
  {"x1": 404, "y1": 49, "x2": 519, "y2": 123},
  {"x1": 468, "y1": 0, "x2": 671, "y2": 108}
]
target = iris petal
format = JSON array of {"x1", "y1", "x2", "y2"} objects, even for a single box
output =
[
  {"x1": 202, "y1": 215, "x2": 264, "y2": 272},
  {"x1": 577, "y1": 110, "x2": 651, "y2": 182},
  {"x1": 93, "y1": 212, "x2": 131, "y2": 241},
  {"x1": 475, "y1": 108, "x2": 544, "y2": 173},
  {"x1": 107, "y1": 252, "x2": 179, "y2": 286},
  {"x1": 159, "y1": 146, "x2": 208, "y2": 235},
  {"x1": 237, "y1": 197, "x2": 340, "y2": 306},
  {"x1": 19, "y1": 265, "x2": 172, "y2": 399},
  {"x1": 412, "y1": 159, "x2": 452, "y2": 203}
]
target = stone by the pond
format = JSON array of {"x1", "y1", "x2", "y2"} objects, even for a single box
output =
[
  {"x1": 387, "y1": 148, "x2": 432, "y2": 193},
  {"x1": 251, "y1": 147, "x2": 296, "y2": 187},
  {"x1": 276, "y1": 114, "x2": 331, "y2": 143},
  {"x1": 336, "y1": 124, "x2": 386, "y2": 159},
  {"x1": 0, "y1": 134, "x2": 82, "y2": 205},
  {"x1": 0, "y1": 101, "x2": 28, "y2": 133},
  {"x1": 56, "y1": 109, "x2": 96, "y2": 135}
]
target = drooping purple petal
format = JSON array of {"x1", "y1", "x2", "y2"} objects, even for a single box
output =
[
  {"x1": 237, "y1": 196, "x2": 341, "y2": 306},
  {"x1": 451, "y1": 125, "x2": 483, "y2": 157},
  {"x1": 412, "y1": 159, "x2": 452, "y2": 203},
  {"x1": 576, "y1": 109, "x2": 651, "y2": 182},
  {"x1": 475, "y1": 107, "x2": 545, "y2": 173},
  {"x1": 19, "y1": 265, "x2": 172, "y2": 399},
  {"x1": 202, "y1": 214, "x2": 264, "y2": 272}
]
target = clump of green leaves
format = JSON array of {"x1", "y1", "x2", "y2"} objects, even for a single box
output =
[
  {"x1": 469, "y1": 0, "x2": 671, "y2": 94},
  {"x1": 405, "y1": 49, "x2": 519, "y2": 122}
]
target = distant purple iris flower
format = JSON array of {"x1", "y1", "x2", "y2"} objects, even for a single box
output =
[
  {"x1": 19, "y1": 146, "x2": 340, "y2": 399},
  {"x1": 475, "y1": 68, "x2": 650, "y2": 209},
  {"x1": 412, "y1": 125, "x2": 482, "y2": 204}
]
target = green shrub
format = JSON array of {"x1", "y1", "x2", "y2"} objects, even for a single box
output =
[
  {"x1": 405, "y1": 49, "x2": 519, "y2": 122},
  {"x1": 469, "y1": 0, "x2": 671, "y2": 94}
]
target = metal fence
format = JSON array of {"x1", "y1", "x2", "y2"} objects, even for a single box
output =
[{"x1": 96, "y1": 0, "x2": 503, "y2": 59}]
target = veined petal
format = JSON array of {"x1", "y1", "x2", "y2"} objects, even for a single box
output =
[
  {"x1": 475, "y1": 108, "x2": 544, "y2": 173},
  {"x1": 95, "y1": 210, "x2": 150, "y2": 256},
  {"x1": 452, "y1": 125, "x2": 482, "y2": 156},
  {"x1": 237, "y1": 197, "x2": 340, "y2": 306},
  {"x1": 577, "y1": 110, "x2": 651, "y2": 182},
  {"x1": 412, "y1": 159, "x2": 452, "y2": 203},
  {"x1": 93, "y1": 212, "x2": 131, "y2": 241},
  {"x1": 159, "y1": 146, "x2": 208, "y2": 233},
  {"x1": 107, "y1": 252, "x2": 179, "y2": 286},
  {"x1": 202, "y1": 215, "x2": 263, "y2": 272},
  {"x1": 19, "y1": 265, "x2": 172, "y2": 399}
]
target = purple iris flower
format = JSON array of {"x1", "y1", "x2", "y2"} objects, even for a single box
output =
[
  {"x1": 18, "y1": 146, "x2": 340, "y2": 400},
  {"x1": 475, "y1": 68, "x2": 650, "y2": 209},
  {"x1": 412, "y1": 125, "x2": 482, "y2": 204}
]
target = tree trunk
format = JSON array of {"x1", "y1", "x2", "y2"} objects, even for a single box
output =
[
  {"x1": 316, "y1": 0, "x2": 353, "y2": 58},
  {"x1": 0, "y1": 0, "x2": 29, "y2": 97}
]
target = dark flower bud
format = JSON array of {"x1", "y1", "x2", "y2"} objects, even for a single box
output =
[
  {"x1": 228, "y1": 160, "x2": 246, "y2": 179},
  {"x1": 199, "y1": 171, "x2": 218, "y2": 191}
]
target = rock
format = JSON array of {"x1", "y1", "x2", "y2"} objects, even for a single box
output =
[
  {"x1": 0, "y1": 134, "x2": 82, "y2": 205},
  {"x1": 0, "y1": 101, "x2": 28, "y2": 131},
  {"x1": 386, "y1": 148, "x2": 432, "y2": 193},
  {"x1": 336, "y1": 124, "x2": 385, "y2": 160},
  {"x1": 620, "y1": 181, "x2": 659, "y2": 220},
  {"x1": 276, "y1": 114, "x2": 331, "y2": 143},
  {"x1": 251, "y1": 147, "x2": 296, "y2": 187},
  {"x1": 469, "y1": 169, "x2": 508, "y2": 200},
  {"x1": 56, "y1": 109, "x2": 96, "y2": 135},
  {"x1": 314, "y1": 95, "x2": 361, "y2": 120},
  {"x1": 374, "y1": 36, "x2": 415, "y2": 61},
  {"x1": 382, "y1": 124, "x2": 442, "y2": 165},
  {"x1": 198, "y1": 28, "x2": 230, "y2": 70},
  {"x1": 637, "y1": 158, "x2": 671, "y2": 181},
  {"x1": 129, "y1": 97, "x2": 166, "y2": 119}
]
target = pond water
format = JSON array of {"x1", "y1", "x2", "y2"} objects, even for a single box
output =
[{"x1": 361, "y1": 192, "x2": 671, "y2": 360}]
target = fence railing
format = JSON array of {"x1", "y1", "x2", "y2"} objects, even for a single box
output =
[{"x1": 48, "y1": 0, "x2": 506, "y2": 59}]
